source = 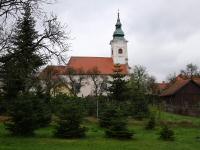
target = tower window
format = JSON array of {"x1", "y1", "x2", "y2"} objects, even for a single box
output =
[{"x1": 118, "y1": 48, "x2": 123, "y2": 54}]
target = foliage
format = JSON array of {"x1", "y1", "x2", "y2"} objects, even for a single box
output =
[
  {"x1": 159, "y1": 125, "x2": 175, "y2": 141},
  {"x1": 0, "y1": 95, "x2": 7, "y2": 114},
  {"x1": 130, "y1": 91, "x2": 150, "y2": 120},
  {"x1": 99, "y1": 104, "x2": 118, "y2": 128},
  {"x1": 105, "y1": 119, "x2": 133, "y2": 139},
  {"x1": 84, "y1": 96, "x2": 109, "y2": 117},
  {"x1": 5, "y1": 93, "x2": 51, "y2": 136},
  {"x1": 0, "y1": 5, "x2": 44, "y2": 100},
  {"x1": 39, "y1": 66, "x2": 64, "y2": 97},
  {"x1": 50, "y1": 94, "x2": 85, "y2": 115},
  {"x1": 99, "y1": 104, "x2": 133, "y2": 139},
  {"x1": 108, "y1": 64, "x2": 129, "y2": 101},
  {"x1": 64, "y1": 67, "x2": 86, "y2": 97},
  {"x1": 145, "y1": 116, "x2": 156, "y2": 130},
  {"x1": 180, "y1": 63, "x2": 200, "y2": 78},
  {"x1": 128, "y1": 65, "x2": 153, "y2": 119},
  {"x1": 166, "y1": 73, "x2": 177, "y2": 83},
  {"x1": 105, "y1": 109, "x2": 133, "y2": 139},
  {"x1": 54, "y1": 100, "x2": 86, "y2": 138},
  {"x1": 0, "y1": 120, "x2": 200, "y2": 150}
]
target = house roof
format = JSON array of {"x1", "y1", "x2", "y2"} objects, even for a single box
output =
[
  {"x1": 67, "y1": 56, "x2": 128, "y2": 75},
  {"x1": 160, "y1": 78, "x2": 200, "y2": 97},
  {"x1": 156, "y1": 82, "x2": 169, "y2": 91},
  {"x1": 40, "y1": 56, "x2": 129, "y2": 77},
  {"x1": 40, "y1": 65, "x2": 67, "y2": 77}
]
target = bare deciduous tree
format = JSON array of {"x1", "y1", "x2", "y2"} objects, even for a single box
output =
[
  {"x1": 87, "y1": 67, "x2": 108, "y2": 97},
  {"x1": 0, "y1": 0, "x2": 52, "y2": 22},
  {"x1": 0, "y1": 0, "x2": 69, "y2": 63},
  {"x1": 87, "y1": 67, "x2": 108, "y2": 118},
  {"x1": 39, "y1": 65, "x2": 63, "y2": 97},
  {"x1": 0, "y1": 14, "x2": 70, "y2": 63},
  {"x1": 65, "y1": 67, "x2": 86, "y2": 97},
  {"x1": 180, "y1": 63, "x2": 200, "y2": 79}
]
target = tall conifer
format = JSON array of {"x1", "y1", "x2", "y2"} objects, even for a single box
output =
[{"x1": 0, "y1": 4, "x2": 44, "y2": 100}]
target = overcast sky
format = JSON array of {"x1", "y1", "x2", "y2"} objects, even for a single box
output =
[{"x1": 46, "y1": 0, "x2": 200, "y2": 81}]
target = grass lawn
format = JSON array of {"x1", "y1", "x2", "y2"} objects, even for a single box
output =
[{"x1": 0, "y1": 113, "x2": 200, "y2": 150}]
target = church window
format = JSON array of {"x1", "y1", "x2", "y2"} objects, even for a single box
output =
[{"x1": 118, "y1": 48, "x2": 123, "y2": 54}]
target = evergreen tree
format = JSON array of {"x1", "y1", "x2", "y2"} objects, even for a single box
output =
[
  {"x1": 0, "y1": 4, "x2": 44, "y2": 101},
  {"x1": 54, "y1": 102, "x2": 86, "y2": 138},
  {"x1": 1, "y1": 4, "x2": 52, "y2": 136},
  {"x1": 131, "y1": 90, "x2": 149, "y2": 120},
  {"x1": 5, "y1": 93, "x2": 51, "y2": 136},
  {"x1": 108, "y1": 64, "x2": 129, "y2": 101},
  {"x1": 145, "y1": 116, "x2": 156, "y2": 130},
  {"x1": 159, "y1": 125, "x2": 175, "y2": 141},
  {"x1": 99, "y1": 104, "x2": 118, "y2": 128},
  {"x1": 99, "y1": 104, "x2": 133, "y2": 139}
]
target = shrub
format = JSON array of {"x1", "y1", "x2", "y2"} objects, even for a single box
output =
[
  {"x1": 159, "y1": 125, "x2": 175, "y2": 141},
  {"x1": 5, "y1": 93, "x2": 51, "y2": 136},
  {"x1": 145, "y1": 116, "x2": 156, "y2": 130},
  {"x1": 51, "y1": 94, "x2": 86, "y2": 116},
  {"x1": 99, "y1": 105, "x2": 118, "y2": 128},
  {"x1": 132, "y1": 98, "x2": 150, "y2": 120},
  {"x1": 54, "y1": 101, "x2": 86, "y2": 138},
  {"x1": 99, "y1": 104, "x2": 133, "y2": 139},
  {"x1": 105, "y1": 119, "x2": 133, "y2": 139}
]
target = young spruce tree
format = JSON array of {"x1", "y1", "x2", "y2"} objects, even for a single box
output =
[
  {"x1": 2, "y1": 4, "x2": 51, "y2": 136},
  {"x1": 54, "y1": 101, "x2": 86, "y2": 138},
  {"x1": 0, "y1": 4, "x2": 44, "y2": 101},
  {"x1": 102, "y1": 65, "x2": 133, "y2": 139},
  {"x1": 108, "y1": 64, "x2": 129, "y2": 101}
]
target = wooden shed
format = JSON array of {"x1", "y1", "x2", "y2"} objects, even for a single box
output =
[{"x1": 160, "y1": 78, "x2": 200, "y2": 116}]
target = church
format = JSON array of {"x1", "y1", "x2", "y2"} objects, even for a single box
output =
[{"x1": 41, "y1": 13, "x2": 130, "y2": 97}]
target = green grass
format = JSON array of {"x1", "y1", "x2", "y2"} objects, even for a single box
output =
[{"x1": 0, "y1": 114, "x2": 200, "y2": 150}]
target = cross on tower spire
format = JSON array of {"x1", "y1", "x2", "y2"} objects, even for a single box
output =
[{"x1": 117, "y1": 9, "x2": 120, "y2": 19}]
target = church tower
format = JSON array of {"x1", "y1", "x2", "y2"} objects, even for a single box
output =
[{"x1": 110, "y1": 12, "x2": 128, "y2": 65}]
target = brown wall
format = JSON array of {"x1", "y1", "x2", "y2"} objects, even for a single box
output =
[{"x1": 163, "y1": 81, "x2": 200, "y2": 116}]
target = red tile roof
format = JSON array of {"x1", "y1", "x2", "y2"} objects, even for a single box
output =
[
  {"x1": 67, "y1": 56, "x2": 129, "y2": 75},
  {"x1": 160, "y1": 77, "x2": 200, "y2": 97},
  {"x1": 40, "y1": 65, "x2": 67, "y2": 77},
  {"x1": 156, "y1": 82, "x2": 169, "y2": 91},
  {"x1": 40, "y1": 57, "x2": 129, "y2": 77}
]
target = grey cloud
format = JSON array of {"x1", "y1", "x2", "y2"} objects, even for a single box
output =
[{"x1": 47, "y1": 0, "x2": 200, "y2": 81}]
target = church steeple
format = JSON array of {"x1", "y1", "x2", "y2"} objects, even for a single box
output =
[
  {"x1": 113, "y1": 11, "x2": 125, "y2": 38},
  {"x1": 110, "y1": 11, "x2": 128, "y2": 65}
]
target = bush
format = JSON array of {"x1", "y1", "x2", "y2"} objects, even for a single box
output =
[
  {"x1": 132, "y1": 98, "x2": 150, "y2": 120},
  {"x1": 51, "y1": 94, "x2": 86, "y2": 116},
  {"x1": 106, "y1": 119, "x2": 133, "y2": 139},
  {"x1": 99, "y1": 104, "x2": 133, "y2": 139},
  {"x1": 99, "y1": 104, "x2": 118, "y2": 128},
  {"x1": 5, "y1": 93, "x2": 51, "y2": 136},
  {"x1": 145, "y1": 116, "x2": 156, "y2": 130},
  {"x1": 54, "y1": 101, "x2": 86, "y2": 138},
  {"x1": 159, "y1": 125, "x2": 175, "y2": 141}
]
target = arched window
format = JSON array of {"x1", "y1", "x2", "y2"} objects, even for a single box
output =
[{"x1": 118, "y1": 48, "x2": 123, "y2": 54}]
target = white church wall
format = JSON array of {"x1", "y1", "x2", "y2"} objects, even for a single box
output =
[
  {"x1": 60, "y1": 74, "x2": 130, "y2": 97},
  {"x1": 111, "y1": 39, "x2": 128, "y2": 65}
]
